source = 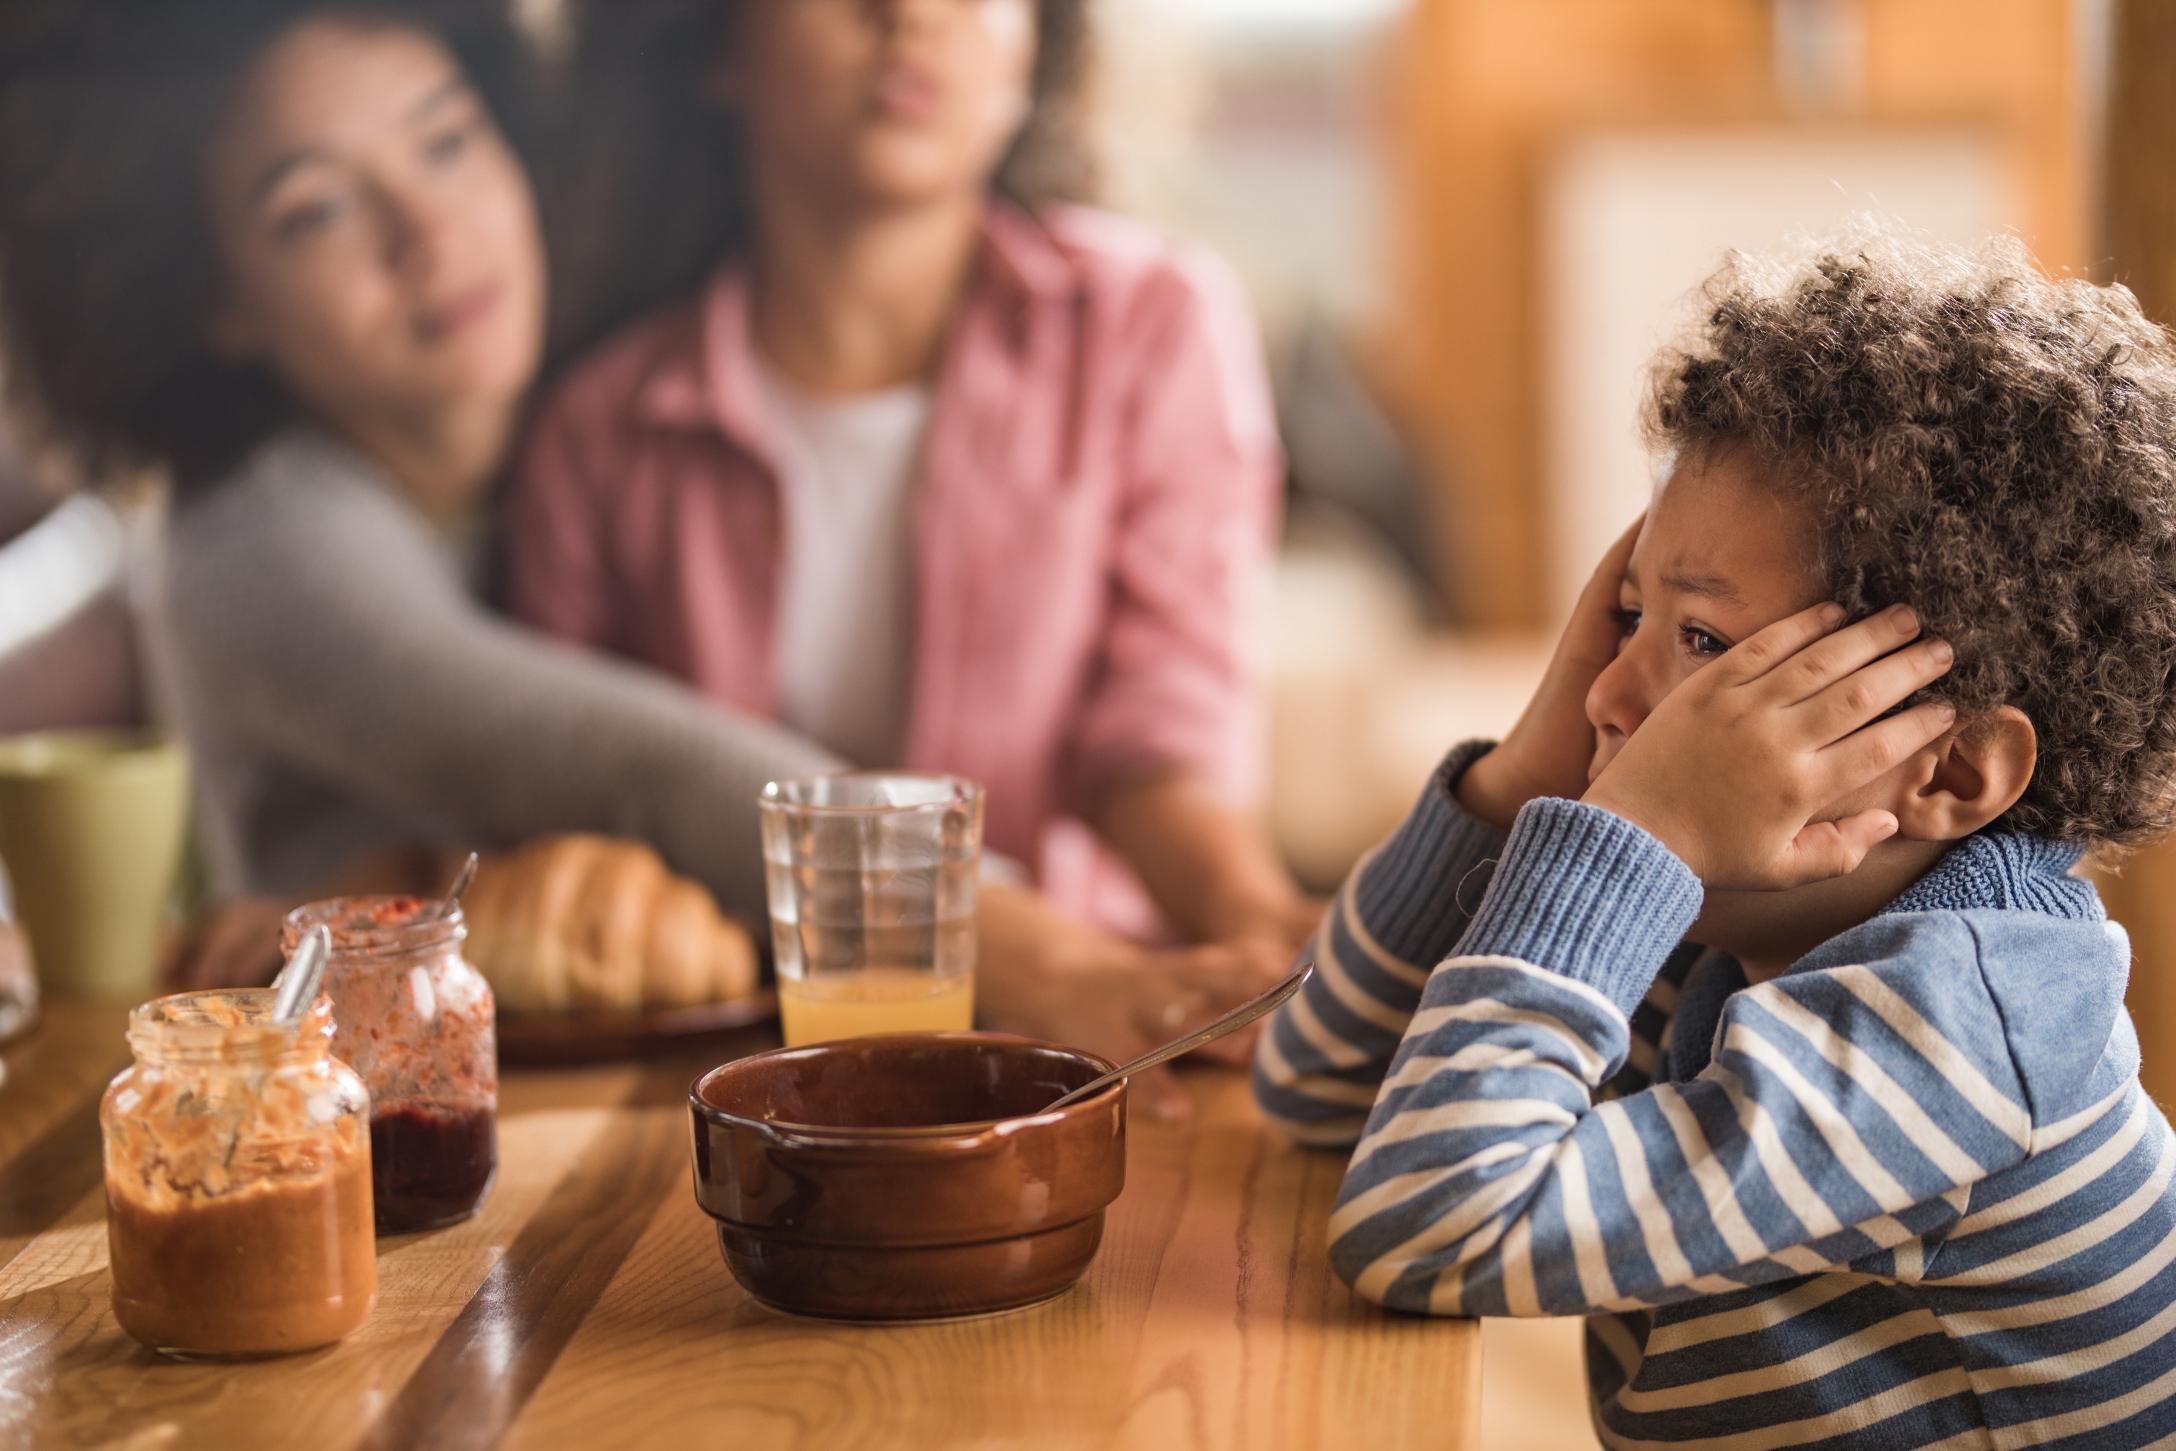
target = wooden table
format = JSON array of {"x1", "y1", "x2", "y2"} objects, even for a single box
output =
[{"x1": 0, "y1": 1000, "x2": 1481, "y2": 1451}]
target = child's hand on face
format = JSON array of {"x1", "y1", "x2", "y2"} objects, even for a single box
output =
[
  {"x1": 1456, "y1": 517, "x2": 1644, "y2": 829},
  {"x1": 1581, "y1": 602, "x2": 1956, "y2": 889}
]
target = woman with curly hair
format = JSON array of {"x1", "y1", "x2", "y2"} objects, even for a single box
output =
[
  {"x1": 509, "y1": 0, "x2": 1314, "y2": 1112},
  {"x1": 0, "y1": 0, "x2": 840, "y2": 981},
  {"x1": 1258, "y1": 227, "x2": 2176, "y2": 1444}
]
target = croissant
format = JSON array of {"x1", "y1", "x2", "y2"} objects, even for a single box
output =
[{"x1": 461, "y1": 835, "x2": 758, "y2": 1013}]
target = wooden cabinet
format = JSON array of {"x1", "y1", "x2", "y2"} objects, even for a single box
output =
[
  {"x1": 1378, "y1": 0, "x2": 2088, "y2": 628},
  {"x1": 2099, "y1": 851, "x2": 2176, "y2": 1109}
]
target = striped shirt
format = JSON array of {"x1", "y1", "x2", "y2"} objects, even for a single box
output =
[{"x1": 1255, "y1": 741, "x2": 2176, "y2": 1449}]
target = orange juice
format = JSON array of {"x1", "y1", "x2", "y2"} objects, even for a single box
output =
[{"x1": 778, "y1": 968, "x2": 975, "y2": 1046}]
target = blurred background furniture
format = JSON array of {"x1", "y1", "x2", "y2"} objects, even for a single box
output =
[
  {"x1": 0, "y1": 414, "x2": 145, "y2": 738},
  {"x1": 2093, "y1": 0, "x2": 2176, "y2": 1110}
]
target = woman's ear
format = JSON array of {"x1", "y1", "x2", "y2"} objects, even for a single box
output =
[{"x1": 1893, "y1": 705, "x2": 2037, "y2": 841}]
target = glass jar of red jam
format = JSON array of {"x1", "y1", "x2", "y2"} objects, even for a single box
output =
[
  {"x1": 102, "y1": 990, "x2": 377, "y2": 1357},
  {"x1": 283, "y1": 896, "x2": 498, "y2": 1233}
]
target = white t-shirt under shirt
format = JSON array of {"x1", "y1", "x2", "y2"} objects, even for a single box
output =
[{"x1": 752, "y1": 357, "x2": 932, "y2": 768}]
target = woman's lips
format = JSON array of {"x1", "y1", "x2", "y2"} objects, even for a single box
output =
[
  {"x1": 871, "y1": 64, "x2": 943, "y2": 122},
  {"x1": 416, "y1": 282, "x2": 500, "y2": 343}
]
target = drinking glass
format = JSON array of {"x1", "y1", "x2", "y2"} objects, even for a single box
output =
[{"x1": 759, "y1": 773, "x2": 982, "y2": 1047}]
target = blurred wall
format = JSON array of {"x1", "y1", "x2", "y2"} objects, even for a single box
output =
[
  {"x1": 1379, "y1": 0, "x2": 2092, "y2": 628},
  {"x1": 1541, "y1": 130, "x2": 2009, "y2": 617},
  {"x1": 1097, "y1": 1, "x2": 1396, "y2": 359}
]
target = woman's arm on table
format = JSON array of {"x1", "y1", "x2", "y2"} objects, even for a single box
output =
[
  {"x1": 974, "y1": 875, "x2": 1297, "y2": 1120},
  {"x1": 1089, "y1": 770, "x2": 1320, "y2": 951},
  {"x1": 1063, "y1": 245, "x2": 1287, "y2": 917},
  {"x1": 1024, "y1": 245, "x2": 1310, "y2": 1084},
  {"x1": 165, "y1": 439, "x2": 840, "y2": 919},
  {"x1": 979, "y1": 768, "x2": 1319, "y2": 1120}
]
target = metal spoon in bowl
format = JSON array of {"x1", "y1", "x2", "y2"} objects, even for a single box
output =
[
  {"x1": 270, "y1": 924, "x2": 333, "y2": 1024},
  {"x1": 1043, "y1": 959, "x2": 1315, "y2": 1112},
  {"x1": 431, "y1": 851, "x2": 479, "y2": 922}
]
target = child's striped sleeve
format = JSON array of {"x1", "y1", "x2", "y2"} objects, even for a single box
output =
[
  {"x1": 1253, "y1": 742, "x2": 1509, "y2": 1144},
  {"x1": 1329, "y1": 796, "x2": 2035, "y2": 1317}
]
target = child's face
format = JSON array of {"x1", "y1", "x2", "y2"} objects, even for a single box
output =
[
  {"x1": 1586, "y1": 450, "x2": 1827, "y2": 781},
  {"x1": 1584, "y1": 448, "x2": 1994, "y2": 976}
]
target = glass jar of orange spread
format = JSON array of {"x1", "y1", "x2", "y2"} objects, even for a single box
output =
[
  {"x1": 102, "y1": 990, "x2": 376, "y2": 1357},
  {"x1": 283, "y1": 896, "x2": 498, "y2": 1233}
]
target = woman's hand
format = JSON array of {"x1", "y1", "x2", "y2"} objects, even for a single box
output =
[
  {"x1": 163, "y1": 896, "x2": 288, "y2": 990},
  {"x1": 1206, "y1": 893, "x2": 1326, "y2": 963},
  {"x1": 1089, "y1": 771, "x2": 1324, "y2": 952},
  {"x1": 1581, "y1": 602, "x2": 1956, "y2": 889},
  {"x1": 160, "y1": 845, "x2": 448, "y2": 992},
  {"x1": 1024, "y1": 939, "x2": 1293, "y2": 1119},
  {"x1": 973, "y1": 882, "x2": 1293, "y2": 1121},
  {"x1": 1458, "y1": 517, "x2": 1644, "y2": 829}
]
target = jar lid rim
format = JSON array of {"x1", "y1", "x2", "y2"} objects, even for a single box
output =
[
  {"x1": 127, "y1": 989, "x2": 332, "y2": 1065},
  {"x1": 281, "y1": 894, "x2": 465, "y2": 957}
]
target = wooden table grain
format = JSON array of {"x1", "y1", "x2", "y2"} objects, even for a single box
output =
[{"x1": 0, "y1": 999, "x2": 1481, "y2": 1451}]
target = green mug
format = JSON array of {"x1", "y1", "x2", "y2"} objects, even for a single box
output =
[{"x1": 0, "y1": 730, "x2": 189, "y2": 998}]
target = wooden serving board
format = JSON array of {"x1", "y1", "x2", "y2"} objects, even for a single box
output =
[{"x1": 495, "y1": 991, "x2": 779, "y2": 1066}]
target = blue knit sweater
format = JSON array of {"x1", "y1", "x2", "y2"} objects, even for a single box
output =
[{"x1": 1256, "y1": 742, "x2": 2176, "y2": 1449}]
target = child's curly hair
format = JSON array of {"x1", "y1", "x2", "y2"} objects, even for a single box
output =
[{"x1": 1646, "y1": 227, "x2": 2176, "y2": 847}]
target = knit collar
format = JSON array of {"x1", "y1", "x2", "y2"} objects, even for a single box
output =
[{"x1": 1878, "y1": 831, "x2": 2099, "y2": 923}]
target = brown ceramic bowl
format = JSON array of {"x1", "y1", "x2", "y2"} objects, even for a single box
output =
[{"x1": 688, "y1": 1032, "x2": 1126, "y2": 1321}]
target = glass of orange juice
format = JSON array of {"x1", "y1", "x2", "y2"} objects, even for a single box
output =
[{"x1": 759, "y1": 773, "x2": 982, "y2": 1046}]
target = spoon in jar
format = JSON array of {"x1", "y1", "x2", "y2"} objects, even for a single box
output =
[
  {"x1": 431, "y1": 851, "x2": 479, "y2": 922},
  {"x1": 270, "y1": 925, "x2": 332, "y2": 1024},
  {"x1": 1042, "y1": 959, "x2": 1315, "y2": 1112}
]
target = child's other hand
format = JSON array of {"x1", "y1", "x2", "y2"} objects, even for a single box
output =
[
  {"x1": 1458, "y1": 517, "x2": 1643, "y2": 829},
  {"x1": 1581, "y1": 602, "x2": 1957, "y2": 889}
]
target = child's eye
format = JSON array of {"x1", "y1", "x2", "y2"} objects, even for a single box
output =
[
  {"x1": 1611, "y1": 607, "x2": 1641, "y2": 635},
  {"x1": 1680, "y1": 625, "x2": 1731, "y2": 659}
]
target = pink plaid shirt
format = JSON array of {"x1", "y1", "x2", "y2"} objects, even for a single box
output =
[{"x1": 506, "y1": 204, "x2": 1280, "y2": 932}]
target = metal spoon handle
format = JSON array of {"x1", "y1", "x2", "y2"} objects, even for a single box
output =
[
  {"x1": 433, "y1": 851, "x2": 479, "y2": 922},
  {"x1": 1045, "y1": 959, "x2": 1314, "y2": 1112},
  {"x1": 271, "y1": 925, "x2": 332, "y2": 1024}
]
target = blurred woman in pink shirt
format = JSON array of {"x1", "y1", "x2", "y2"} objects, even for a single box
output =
[{"x1": 508, "y1": 0, "x2": 1314, "y2": 1113}]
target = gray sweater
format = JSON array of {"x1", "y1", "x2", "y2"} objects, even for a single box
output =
[{"x1": 164, "y1": 429, "x2": 840, "y2": 912}]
